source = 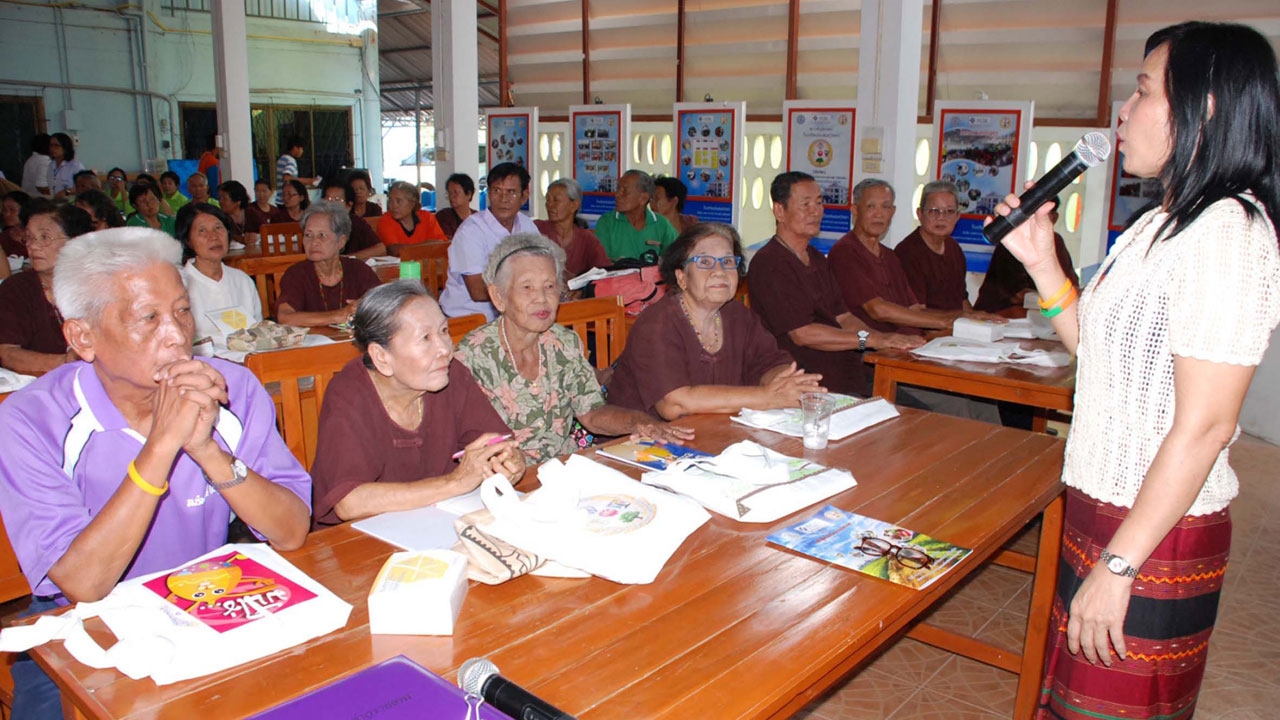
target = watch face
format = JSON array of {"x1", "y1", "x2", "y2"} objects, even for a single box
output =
[
  {"x1": 232, "y1": 459, "x2": 248, "y2": 477},
  {"x1": 1107, "y1": 556, "x2": 1127, "y2": 573}
]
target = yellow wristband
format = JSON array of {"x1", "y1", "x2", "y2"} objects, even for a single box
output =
[
  {"x1": 127, "y1": 461, "x2": 168, "y2": 497},
  {"x1": 1038, "y1": 279, "x2": 1074, "y2": 310}
]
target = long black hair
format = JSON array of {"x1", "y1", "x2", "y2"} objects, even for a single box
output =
[{"x1": 1146, "y1": 22, "x2": 1280, "y2": 245}]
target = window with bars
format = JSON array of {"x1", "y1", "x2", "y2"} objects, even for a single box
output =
[
  {"x1": 160, "y1": 0, "x2": 373, "y2": 31},
  {"x1": 180, "y1": 103, "x2": 353, "y2": 185}
]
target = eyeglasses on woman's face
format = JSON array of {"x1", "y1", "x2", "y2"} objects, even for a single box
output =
[{"x1": 684, "y1": 254, "x2": 742, "y2": 271}]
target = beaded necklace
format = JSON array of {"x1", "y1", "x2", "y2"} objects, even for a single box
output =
[
  {"x1": 500, "y1": 316, "x2": 543, "y2": 395},
  {"x1": 680, "y1": 293, "x2": 722, "y2": 352},
  {"x1": 318, "y1": 264, "x2": 345, "y2": 312}
]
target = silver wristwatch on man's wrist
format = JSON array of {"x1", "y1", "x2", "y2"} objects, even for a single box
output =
[
  {"x1": 857, "y1": 330, "x2": 869, "y2": 352},
  {"x1": 1099, "y1": 549, "x2": 1138, "y2": 578}
]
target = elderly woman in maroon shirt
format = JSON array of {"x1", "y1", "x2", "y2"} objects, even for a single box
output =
[
  {"x1": 0, "y1": 201, "x2": 94, "y2": 374},
  {"x1": 608, "y1": 223, "x2": 825, "y2": 419}
]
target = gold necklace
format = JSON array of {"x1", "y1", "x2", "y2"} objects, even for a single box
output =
[{"x1": 500, "y1": 317, "x2": 543, "y2": 395}]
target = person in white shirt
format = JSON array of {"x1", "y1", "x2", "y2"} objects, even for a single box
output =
[
  {"x1": 20, "y1": 134, "x2": 52, "y2": 197},
  {"x1": 439, "y1": 162, "x2": 538, "y2": 319},
  {"x1": 175, "y1": 203, "x2": 261, "y2": 348}
]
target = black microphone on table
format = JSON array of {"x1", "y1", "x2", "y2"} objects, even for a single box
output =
[
  {"x1": 458, "y1": 657, "x2": 578, "y2": 720},
  {"x1": 982, "y1": 131, "x2": 1112, "y2": 245}
]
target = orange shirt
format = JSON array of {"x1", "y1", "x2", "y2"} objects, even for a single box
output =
[{"x1": 376, "y1": 209, "x2": 447, "y2": 246}]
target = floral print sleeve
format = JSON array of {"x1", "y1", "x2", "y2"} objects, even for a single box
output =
[{"x1": 455, "y1": 321, "x2": 605, "y2": 465}]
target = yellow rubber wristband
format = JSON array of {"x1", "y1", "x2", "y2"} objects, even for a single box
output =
[
  {"x1": 1038, "y1": 278, "x2": 1074, "y2": 310},
  {"x1": 127, "y1": 460, "x2": 168, "y2": 497}
]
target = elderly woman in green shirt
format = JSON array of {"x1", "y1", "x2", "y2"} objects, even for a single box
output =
[{"x1": 455, "y1": 233, "x2": 691, "y2": 464}]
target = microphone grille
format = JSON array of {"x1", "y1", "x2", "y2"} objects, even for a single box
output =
[
  {"x1": 1074, "y1": 131, "x2": 1113, "y2": 167},
  {"x1": 458, "y1": 657, "x2": 499, "y2": 695}
]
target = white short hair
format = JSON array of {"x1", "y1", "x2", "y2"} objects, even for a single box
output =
[{"x1": 53, "y1": 227, "x2": 184, "y2": 321}]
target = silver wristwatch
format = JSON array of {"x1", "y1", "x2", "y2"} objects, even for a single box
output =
[
  {"x1": 208, "y1": 456, "x2": 250, "y2": 491},
  {"x1": 857, "y1": 330, "x2": 869, "y2": 352},
  {"x1": 1099, "y1": 549, "x2": 1138, "y2": 578}
]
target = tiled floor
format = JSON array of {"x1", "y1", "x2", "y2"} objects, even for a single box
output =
[{"x1": 795, "y1": 432, "x2": 1280, "y2": 720}]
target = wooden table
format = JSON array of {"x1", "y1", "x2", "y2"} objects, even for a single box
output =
[
  {"x1": 222, "y1": 242, "x2": 304, "y2": 269},
  {"x1": 866, "y1": 340, "x2": 1076, "y2": 430},
  {"x1": 32, "y1": 410, "x2": 1065, "y2": 719}
]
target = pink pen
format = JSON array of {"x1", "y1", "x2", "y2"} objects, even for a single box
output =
[{"x1": 451, "y1": 434, "x2": 513, "y2": 461}]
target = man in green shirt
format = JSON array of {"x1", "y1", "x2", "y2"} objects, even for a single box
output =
[{"x1": 593, "y1": 169, "x2": 677, "y2": 263}]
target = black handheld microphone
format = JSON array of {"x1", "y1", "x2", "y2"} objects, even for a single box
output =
[
  {"x1": 982, "y1": 131, "x2": 1112, "y2": 245},
  {"x1": 458, "y1": 657, "x2": 578, "y2": 720}
]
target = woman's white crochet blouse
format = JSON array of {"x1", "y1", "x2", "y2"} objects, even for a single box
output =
[{"x1": 1063, "y1": 195, "x2": 1280, "y2": 515}]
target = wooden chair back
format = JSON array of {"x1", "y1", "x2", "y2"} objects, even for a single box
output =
[
  {"x1": 557, "y1": 295, "x2": 628, "y2": 369},
  {"x1": 244, "y1": 340, "x2": 362, "y2": 470},
  {"x1": 448, "y1": 313, "x2": 487, "y2": 345},
  {"x1": 258, "y1": 222, "x2": 303, "y2": 253},
  {"x1": 397, "y1": 241, "x2": 451, "y2": 298},
  {"x1": 236, "y1": 255, "x2": 298, "y2": 319},
  {"x1": 0, "y1": 513, "x2": 30, "y2": 604}
]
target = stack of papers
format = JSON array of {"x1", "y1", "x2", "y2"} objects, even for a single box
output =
[
  {"x1": 911, "y1": 337, "x2": 1071, "y2": 367},
  {"x1": 731, "y1": 394, "x2": 899, "y2": 440}
]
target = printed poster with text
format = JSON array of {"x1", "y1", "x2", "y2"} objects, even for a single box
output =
[
  {"x1": 933, "y1": 101, "x2": 1033, "y2": 271},
  {"x1": 485, "y1": 107, "x2": 538, "y2": 212},
  {"x1": 674, "y1": 102, "x2": 744, "y2": 227},
  {"x1": 784, "y1": 102, "x2": 855, "y2": 238},
  {"x1": 570, "y1": 105, "x2": 630, "y2": 217}
]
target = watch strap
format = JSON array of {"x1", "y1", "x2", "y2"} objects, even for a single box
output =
[{"x1": 1099, "y1": 549, "x2": 1139, "y2": 578}]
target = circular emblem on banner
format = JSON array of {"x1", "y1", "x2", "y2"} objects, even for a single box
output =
[
  {"x1": 579, "y1": 494, "x2": 657, "y2": 535},
  {"x1": 808, "y1": 139, "x2": 833, "y2": 168}
]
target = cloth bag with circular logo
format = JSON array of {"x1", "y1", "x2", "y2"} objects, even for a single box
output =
[{"x1": 477, "y1": 454, "x2": 711, "y2": 584}]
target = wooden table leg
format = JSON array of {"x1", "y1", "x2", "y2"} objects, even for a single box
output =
[
  {"x1": 871, "y1": 366, "x2": 898, "y2": 403},
  {"x1": 1013, "y1": 492, "x2": 1064, "y2": 718}
]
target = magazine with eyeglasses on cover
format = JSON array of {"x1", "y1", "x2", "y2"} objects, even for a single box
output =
[{"x1": 767, "y1": 505, "x2": 971, "y2": 590}]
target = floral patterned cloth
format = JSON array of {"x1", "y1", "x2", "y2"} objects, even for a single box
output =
[{"x1": 455, "y1": 319, "x2": 605, "y2": 464}]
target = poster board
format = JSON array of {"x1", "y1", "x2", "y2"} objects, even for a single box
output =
[
  {"x1": 673, "y1": 101, "x2": 746, "y2": 227},
  {"x1": 569, "y1": 104, "x2": 631, "y2": 219},
  {"x1": 484, "y1": 107, "x2": 538, "y2": 212},
  {"x1": 783, "y1": 101, "x2": 856, "y2": 243},
  {"x1": 932, "y1": 101, "x2": 1034, "y2": 271}
]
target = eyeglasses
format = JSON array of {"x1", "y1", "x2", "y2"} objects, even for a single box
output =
[
  {"x1": 925, "y1": 207, "x2": 958, "y2": 218},
  {"x1": 857, "y1": 537, "x2": 934, "y2": 569},
  {"x1": 685, "y1": 254, "x2": 743, "y2": 271},
  {"x1": 28, "y1": 232, "x2": 68, "y2": 247}
]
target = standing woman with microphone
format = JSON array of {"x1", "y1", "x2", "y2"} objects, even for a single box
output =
[{"x1": 993, "y1": 22, "x2": 1280, "y2": 719}]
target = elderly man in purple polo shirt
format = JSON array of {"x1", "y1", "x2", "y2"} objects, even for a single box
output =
[{"x1": 0, "y1": 228, "x2": 311, "y2": 719}]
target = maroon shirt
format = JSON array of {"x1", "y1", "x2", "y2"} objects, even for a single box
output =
[
  {"x1": 828, "y1": 233, "x2": 924, "y2": 336},
  {"x1": 275, "y1": 255, "x2": 381, "y2": 316},
  {"x1": 245, "y1": 204, "x2": 290, "y2": 234},
  {"x1": 344, "y1": 211, "x2": 382, "y2": 255},
  {"x1": 608, "y1": 293, "x2": 793, "y2": 417},
  {"x1": 310, "y1": 358, "x2": 511, "y2": 527},
  {"x1": 974, "y1": 232, "x2": 1079, "y2": 313},
  {"x1": 534, "y1": 219, "x2": 611, "y2": 278},
  {"x1": 356, "y1": 201, "x2": 383, "y2": 219},
  {"x1": 0, "y1": 270, "x2": 66, "y2": 355},
  {"x1": 435, "y1": 207, "x2": 476, "y2": 240},
  {"x1": 1, "y1": 226, "x2": 27, "y2": 258},
  {"x1": 747, "y1": 237, "x2": 866, "y2": 395},
  {"x1": 894, "y1": 228, "x2": 969, "y2": 311}
]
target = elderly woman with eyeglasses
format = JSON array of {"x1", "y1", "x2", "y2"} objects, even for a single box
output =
[
  {"x1": 311, "y1": 280, "x2": 522, "y2": 527},
  {"x1": 0, "y1": 201, "x2": 93, "y2": 374},
  {"x1": 125, "y1": 183, "x2": 176, "y2": 236},
  {"x1": 455, "y1": 233, "x2": 691, "y2": 464},
  {"x1": 275, "y1": 200, "x2": 381, "y2": 327},
  {"x1": 176, "y1": 203, "x2": 262, "y2": 348},
  {"x1": 608, "y1": 223, "x2": 825, "y2": 420}
]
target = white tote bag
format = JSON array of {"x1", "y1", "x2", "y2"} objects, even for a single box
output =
[
  {"x1": 0, "y1": 543, "x2": 352, "y2": 686},
  {"x1": 479, "y1": 454, "x2": 711, "y2": 585}
]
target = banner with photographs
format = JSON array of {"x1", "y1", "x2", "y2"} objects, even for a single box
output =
[
  {"x1": 933, "y1": 101, "x2": 1034, "y2": 271},
  {"x1": 485, "y1": 107, "x2": 538, "y2": 212},
  {"x1": 783, "y1": 101, "x2": 856, "y2": 239},
  {"x1": 1104, "y1": 101, "x2": 1160, "y2": 253},
  {"x1": 569, "y1": 105, "x2": 630, "y2": 218},
  {"x1": 673, "y1": 102, "x2": 745, "y2": 227}
]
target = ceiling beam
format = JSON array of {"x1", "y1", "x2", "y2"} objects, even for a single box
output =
[
  {"x1": 381, "y1": 43, "x2": 432, "y2": 55},
  {"x1": 581, "y1": 0, "x2": 591, "y2": 104},
  {"x1": 785, "y1": 0, "x2": 798, "y2": 99},
  {"x1": 1096, "y1": 0, "x2": 1118, "y2": 127},
  {"x1": 676, "y1": 0, "x2": 685, "y2": 102},
  {"x1": 499, "y1": 0, "x2": 510, "y2": 105},
  {"x1": 921, "y1": 0, "x2": 941, "y2": 123}
]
